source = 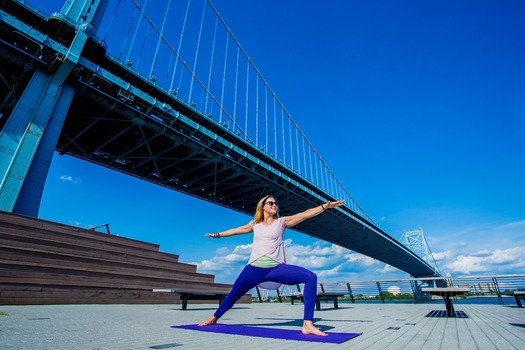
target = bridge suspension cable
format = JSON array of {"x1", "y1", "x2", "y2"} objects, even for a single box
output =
[
  {"x1": 400, "y1": 228, "x2": 441, "y2": 275},
  {"x1": 90, "y1": 0, "x2": 372, "y2": 222}
]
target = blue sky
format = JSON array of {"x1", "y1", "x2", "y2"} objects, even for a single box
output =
[{"x1": 34, "y1": 0, "x2": 524, "y2": 284}]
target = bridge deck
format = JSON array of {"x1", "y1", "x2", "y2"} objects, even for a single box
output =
[{"x1": 1, "y1": 302, "x2": 523, "y2": 349}]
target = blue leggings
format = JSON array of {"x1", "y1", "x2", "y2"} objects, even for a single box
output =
[{"x1": 214, "y1": 264, "x2": 318, "y2": 321}]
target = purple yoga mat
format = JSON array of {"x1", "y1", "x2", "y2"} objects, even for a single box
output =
[{"x1": 172, "y1": 324, "x2": 362, "y2": 344}]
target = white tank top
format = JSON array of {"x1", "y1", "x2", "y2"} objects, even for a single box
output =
[{"x1": 248, "y1": 217, "x2": 286, "y2": 265}]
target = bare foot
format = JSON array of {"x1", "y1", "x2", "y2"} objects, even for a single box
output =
[
  {"x1": 302, "y1": 320, "x2": 328, "y2": 336},
  {"x1": 198, "y1": 316, "x2": 218, "y2": 326}
]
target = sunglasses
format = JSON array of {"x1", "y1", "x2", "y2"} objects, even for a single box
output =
[{"x1": 264, "y1": 201, "x2": 279, "y2": 207}]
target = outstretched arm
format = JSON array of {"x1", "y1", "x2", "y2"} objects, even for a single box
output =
[
  {"x1": 205, "y1": 223, "x2": 253, "y2": 238},
  {"x1": 284, "y1": 200, "x2": 345, "y2": 228}
]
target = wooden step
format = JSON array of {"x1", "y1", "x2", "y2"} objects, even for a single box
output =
[
  {"x1": 0, "y1": 224, "x2": 180, "y2": 263},
  {"x1": 0, "y1": 211, "x2": 170, "y2": 256},
  {"x1": 0, "y1": 285, "x2": 252, "y2": 305},
  {"x1": 0, "y1": 233, "x2": 194, "y2": 273},
  {"x1": 0, "y1": 264, "x2": 224, "y2": 290},
  {"x1": 0, "y1": 285, "x2": 182, "y2": 304},
  {"x1": 0, "y1": 247, "x2": 214, "y2": 283}
]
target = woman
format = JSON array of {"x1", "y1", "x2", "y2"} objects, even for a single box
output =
[{"x1": 198, "y1": 195, "x2": 345, "y2": 336}]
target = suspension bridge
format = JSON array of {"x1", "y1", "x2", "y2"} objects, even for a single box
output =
[{"x1": 0, "y1": 0, "x2": 440, "y2": 278}]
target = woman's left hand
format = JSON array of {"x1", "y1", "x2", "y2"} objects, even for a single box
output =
[{"x1": 325, "y1": 199, "x2": 345, "y2": 209}]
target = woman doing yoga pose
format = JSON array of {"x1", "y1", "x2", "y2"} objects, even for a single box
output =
[{"x1": 198, "y1": 195, "x2": 345, "y2": 336}]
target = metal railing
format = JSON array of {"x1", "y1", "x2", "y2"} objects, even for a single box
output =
[
  {"x1": 253, "y1": 274, "x2": 525, "y2": 305},
  {"x1": 89, "y1": 223, "x2": 111, "y2": 234}
]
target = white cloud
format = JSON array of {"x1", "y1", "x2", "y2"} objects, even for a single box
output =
[
  {"x1": 288, "y1": 254, "x2": 334, "y2": 269},
  {"x1": 232, "y1": 243, "x2": 252, "y2": 256},
  {"x1": 424, "y1": 218, "x2": 525, "y2": 276},
  {"x1": 286, "y1": 240, "x2": 344, "y2": 257},
  {"x1": 59, "y1": 175, "x2": 80, "y2": 184},
  {"x1": 376, "y1": 264, "x2": 397, "y2": 274},
  {"x1": 442, "y1": 246, "x2": 525, "y2": 275},
  {"x1": 344, "y1": 252, "x2": 379, "y2": 266},
  {"x1": 223, "y1": 252, "x2": 249, "y2": 264},
  {"x1": 431, "y1": 250, "x2": 453, "y2": 261},
  {"x1": 215, "y1": 247, "x2": 230, "y2": 255},
  {"x1": 317, "y1": 264, "x2": 344, "y2": 278},
  {"x1": 196, "y1": 259, "x2": 219, "y2": 271}
]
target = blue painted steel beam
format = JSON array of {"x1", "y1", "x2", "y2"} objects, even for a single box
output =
[
  {"x1": 0, "y1": 0, "x2": 108, "y2": 215},
  {"x1": 13, "y1": 83, "x2": 76, "y2": 216}
]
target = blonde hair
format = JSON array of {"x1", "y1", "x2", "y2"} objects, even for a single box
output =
[{"x1": 253, "y1": 194, "x2": 279, "y2": 224}]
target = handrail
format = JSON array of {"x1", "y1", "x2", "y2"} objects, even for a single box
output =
[
  {"x1": 89, "y1": 223, "x2": 111, "y2": 234},
  {"x1": 253, "y1": 274, "x2": 525, "y2": 305}
]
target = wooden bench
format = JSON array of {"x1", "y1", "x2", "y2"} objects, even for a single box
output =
[
  {"x1": 154, "y1": 289, "x2": 229, "y2": 310},
  {"x1": 505, "y1": 291, "x2": 525, "y2": 308},
  {"x1": 422, "y1": 287, "x2": 470, "y2": 317},
  {"x1": 290, "y1": 292, "x2": 345, "y2": 310},
  {"x1": 153, "y1": 289, "x2": 228, "y2": 310}
]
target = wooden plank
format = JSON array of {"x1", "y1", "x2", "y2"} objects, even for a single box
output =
[
  {"x1": 0, "y1": 286, "x2": 177, "y2": 299},
  {"x1": 0, "y1": 286, "x2": 182, "y2": 304},
  {"x1": 0, "y1": 211, "x2": 158, "y2": 248},
  {"x1": 0, "y1": 286, "x2": 252, "y2": 305},
  {"x1": 0, "y1": 226, "x2": 179, "y2": 263},
  {"x1": 0, "y1": 211, "x2": 167, "y2": 252},
  {"x1": 0, "y1": 266, "x2": 225, "y2": 290},
  {"x1": 0, "y1": 254, "x2": 213, "y2": 284},
  {"x1": 0, "y1": 236, "x2": 195, "y2": 273},
  {"x1": 0, "y1": 249, "x2": 211, "y2": 282}
]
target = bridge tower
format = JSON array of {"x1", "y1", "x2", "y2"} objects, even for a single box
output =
[
  {"x1": 400, "y1": 228, "x2": 441, "y2": 275},
  {"x1": 0, "y1": 0, "x2": 108, "y2": 216}
]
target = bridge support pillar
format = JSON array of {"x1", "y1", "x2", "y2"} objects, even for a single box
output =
[
  {"x1": 0, "y1": 68, "x2": 75, "y2": 215},
  {"x1": 13, "y1": 83, "x2": 76, "y2": 217},
  {"x1": 0, "y1": 0, "x2": 109, "y2": 216}
]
